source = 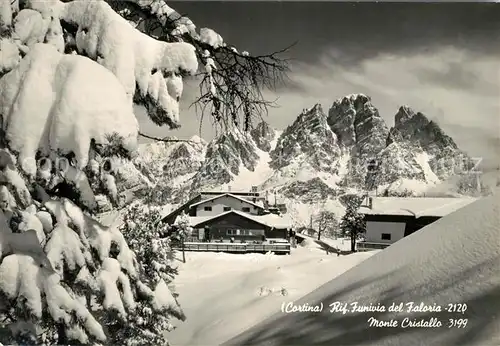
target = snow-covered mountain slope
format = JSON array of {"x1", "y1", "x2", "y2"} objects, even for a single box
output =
[
  {"x1": 224, "y1": 191, "x2": 500, "y2": 346},
  {"x1": 388, "y1": 106, "x2": 472, "y2": 181},
  {"x1": 134, "y1": 135, "x2": 206, "y2": 203},
  {"x1": 137, "y1": 94, "x2": 488, "y2": 220},
  {"x1": 270, "y1": 104, "x2": 341, "y2": 174},
  {"x1": 189, "y1": 128, "x2": 260, "y2": 193},
  {"x1": 250, "y1": 121, "x2": 276, "y2": 152}
]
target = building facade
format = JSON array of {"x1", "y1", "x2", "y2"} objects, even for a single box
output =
[
  {"x1": 165, "y1": 190, "x2": 292, "y2": 245},
  {"x1": 190, "y1": 194, "x2": 264, "y2": 217},
  {"x1": 188, "y1": 211, "x2": 289, "y2": 243},
  {"x1": 358, "y1": 196, "x2": 478, "y2": 251}
]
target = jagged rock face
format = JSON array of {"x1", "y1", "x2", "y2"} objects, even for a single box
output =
[
  {"x1": 162, "y1": 141, "x2": 204, "y2": 178},
  {"x1": 189, "y1": 129, "x2": 259, "y2": 191},
  {"x1": 135, "y1": 141, "x2": 177, "y2": 178},
  {"x1": 328, "y1": 94, "x2": 389, "y2": 159},
  {"x1": 390, "y1": 106, "x2": 472, "y2": 180},
  {"x1": 327, "y1": 94, "x2": 389, "y2": 186},
  {"x1": 270, "y1": 104, "x2": 341, "y2": 173},
  {"x1": 280, "y1": 177, "x2": 338, "y2": 204},
  {"x1": 393, "y1": 106, "x2": 458, "y2": 152},
  {"x1": 375, "y1": 142, "x2": 426, "y2": 185},
  {"x1": 250, "y1": 121, "x2": 275, "y2": 152},
  {"x1": 133, "y1": 136, "x2": 206, "y2": 204},
  {"x1": 429, "y1": 148, "x2": 472, "y2": 180}
]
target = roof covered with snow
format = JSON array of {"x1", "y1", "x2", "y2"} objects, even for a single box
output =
[
  {"x1": 243, "y1": 212, "x2": 293, "y2": 229},
  {"x1": 359, "y1": 196, "x2": 479, "y2": 218},
  {"x1": 177, "y1": 210, "x2": 293, "y2": 229},
  {"x1": 225, "y1": 192, "x2": 500, "y2": 346}
]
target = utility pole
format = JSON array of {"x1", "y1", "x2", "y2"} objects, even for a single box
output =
[
  {"x1": 182, "y1": 236, "x2": 186, "y2": 263},
  {"x1": 180, "y1": 229, "x2": 186, "y2": 263}
]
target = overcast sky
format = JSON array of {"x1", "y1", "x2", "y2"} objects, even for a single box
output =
[{"x1": 137, "y1": 1, "x2": 500, "y2": 169}]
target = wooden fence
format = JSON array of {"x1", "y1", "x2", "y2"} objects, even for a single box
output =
[
  {"x1": 173, "y1": 242, "x2": 291, "y2": 254},
  {"x1": 357, "y1": 241, "x2": 391, "y2": 251}
]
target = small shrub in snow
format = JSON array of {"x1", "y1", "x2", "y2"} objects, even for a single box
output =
[{"x1": 339, "y1": 195, "x2": 366, "y2": 252}]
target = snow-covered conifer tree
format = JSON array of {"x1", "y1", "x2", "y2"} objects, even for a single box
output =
[
  {"x1": 0, "y1": 0, "x2": 288, "y2": 344},
  {"x1": 118, "y1": 205, "x2": 184, "y2": 345}
]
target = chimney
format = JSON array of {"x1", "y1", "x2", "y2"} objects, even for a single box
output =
[
  {"x1": 228, "y1": 185, "x2": 231, "y2": 192},
  {"x1": 368, "y1": 196, "x2": 373, "y2": 209}
]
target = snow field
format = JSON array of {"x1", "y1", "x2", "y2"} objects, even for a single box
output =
[
  {"x1": 225, "y1": 192, "x2": 500, "y2": 346},
  {"x1": 168, "y1": 241, "x2": 376, "y2": 346}
]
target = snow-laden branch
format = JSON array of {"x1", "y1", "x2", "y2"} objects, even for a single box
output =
[
  {"x1": 0, "y1": 44, "x2": 138, "y2": 175},
  {"x1": 60, "y1": 0, "x2": 198, "y2": 129}
]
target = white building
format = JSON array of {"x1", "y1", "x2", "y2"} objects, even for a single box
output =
[
  {"x1": 357, "y1": 196, "x2": 479, "y2": 251},
  {"x1": 189, "y1": 193, "x2": 264, "y2": 217},
  {"x1": 162, "y1": 190, "x2": 292, "y2": 245}
]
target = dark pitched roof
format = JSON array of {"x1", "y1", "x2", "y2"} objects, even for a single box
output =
[
  {"x1": 162, "y1": 193, "x2": 202, "y2": 224},
  {"x1": 186, "y1": 210, "x2": 292, "y2": 229},
  {"x1": 189, "y1": 193, "x2": 264, "y2": 209}
]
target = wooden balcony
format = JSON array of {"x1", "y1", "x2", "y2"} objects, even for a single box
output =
[{"x1": 173, "y1": 241, "x2": 291, "y2": 254}]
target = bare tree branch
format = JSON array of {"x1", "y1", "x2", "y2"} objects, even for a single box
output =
[
  {"x1": 106, "y1": 0, "x2": 292, "y2": 137},
  {"x1": 138, "y1": 132, "x2": 197, "y2": 145}
]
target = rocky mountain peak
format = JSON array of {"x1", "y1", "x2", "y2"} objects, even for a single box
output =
[
  {"x1": 250, "y1": 121, "x2": 276, "y2": 152},
  {"x1": 269, "y1": 103, "x2": 340, "y2": 173},
  {"x1": 160, "y1": 139, "x2": 205, "y2": 179},
  {"x1": 328, "y1": 94, "x2": 388, "y2": 156},
  {"x1": 395, "y1": 105, "x2": 416, "y2": 124},
  {"x1": 388, "y1": 106, "x2": 469, "y2": 180},
  {"x1": 133, "y1": 92, "x2": 484, "y2": 205},
  {"x1": 189, "y1": 128, "x2": 260, "y2": 192},
  {"x1": 391, "y1": 107, "x2": 458, "y2": 152},
  {"x1": 327, "y1": 94, "x2": 389, "y2": 187}
]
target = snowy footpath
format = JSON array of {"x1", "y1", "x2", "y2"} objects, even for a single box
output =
[{"x1": 167, "y1": 238, "x2": 376, "y2": 346}]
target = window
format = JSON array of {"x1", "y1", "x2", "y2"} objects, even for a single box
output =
[
  {"x1": 227, "y1": 229, "x2": 235, "y2": 235},
  {"x1": 242, "y1": 207, "x2": 250, "y2": 213},
  {"x1": 381, "y1": 233, "x2": 391, "y2": 241},
  {"x1": 223, "y1": 207, "x2": 231, "y2": 212},
  {"x1": 204, "y1": 206, "x2": 212, "y2": 211}
]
